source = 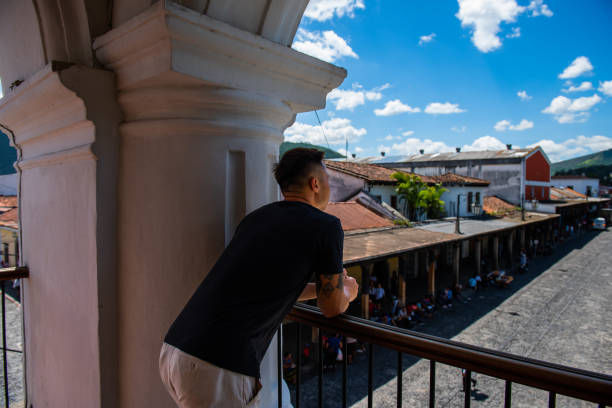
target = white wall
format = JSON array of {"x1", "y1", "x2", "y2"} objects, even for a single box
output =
[
  {"x1": 368, "y1": 184, "x2": 400, "y2": 211},
  {"x1": 552, "y1": 178, "x2": 599, "y2": 197},
  {"x1": 394, "y1": 162, "x2": 523, "y2": 205},
  {"x1": 442, "y1": 186, "x2": 488, "y2": 217}
]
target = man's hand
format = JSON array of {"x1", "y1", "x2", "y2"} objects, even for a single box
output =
[
  {"x1": 342, "y1": 269, "x2": 359, "y2": 302},
  {"x1": 316, "y1": 269, "x2": 359, "y2": 318}
]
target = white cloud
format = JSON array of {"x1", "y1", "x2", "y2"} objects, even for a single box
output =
[
  {"x1": 303, "y1": 0, "x2": 365, "y2": 22},
  {"x1": 419, "y1": 33, "x2": 436, "y2": 46},
  {"x1": 374, "y1": 100, "x2": 420, "y2": 116},
  {"x1": 355, "y1": 146, "x2": 364, "y2": 153},
  {"x1": 528, "y1": 135, "x2": 612, "y2": 162},
  {"x1": 326, "y1": 83, "x2": 388, "y2": 111},
  {"x1": 506, "y1": 27, "x2": 521, "y2": 38},
  {"x1": 558, "y1": 56, "x2": 593, "y2": 79},
  {"x1": 451, "y1": 125, "x2": 467, "y2": 133},
  {"x1": 292, "y1": 29, "x2": 358, "y2": 63},
  {"x1": 463, "y1": 136, "x2": 508, "y2": 151},
  {"x1": 527, "y1": 0, "x2": 553, "y2": 17},
  {"x1": 494, "y1": 119, "x2": 534, "y2": 131},
  {"x1": 456, "y1": 0, "x2": 525, "y2": 53},
  {"x1": 517, "y1": 90, "x2": 532, "y2": 101},
  {"x1": 562, "y1": 81, "x2": 593, "y2": 93},
  {"x1": 284, "y1": 117, "x2": 366, "y2": 146},
  {"x1": 402, "y1": 130, "x2": 415, "y2": 136},
  {"x1": 542, "y1": 94, "x2": 602, "y2": 123},
  {"x1": 424, "y1": 102, "x2": 466, "y2": 114},
  {"x1": 380, "y1": 138, "x2": 454, "y2": 156},
  {"x1": 384, "y1": 135, "x2": 395, "y2": 141},
  {"x1": 598, "y1": 80, "x2": 612, "y2": 97}
]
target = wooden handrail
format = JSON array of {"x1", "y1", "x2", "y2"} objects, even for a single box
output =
[
  {"x1": 0, "y1": 267, "x2": 29, "y2": 281},
  {"x1": 287, "y1": 303, "x2": 612, "y2": 405}
]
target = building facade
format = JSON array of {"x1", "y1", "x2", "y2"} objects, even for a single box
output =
[
  {"x1": 367, "y1": 146, "x2": 551, "y2": 205},
  {"x1": 551, "y1": 175, "x2": 600, "y2": 197}
]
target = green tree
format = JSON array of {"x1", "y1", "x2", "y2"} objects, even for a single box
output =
[
  {"x1": 391, "y1": 172, "x2": 426, "y2": 221},
  {"x1": 418, "y1": 184, "x2": 448, "y2": 219}
]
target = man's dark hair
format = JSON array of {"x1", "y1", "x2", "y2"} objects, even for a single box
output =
[{"x1": 274, "y1": 148, "x2": 325, "y2": 192}]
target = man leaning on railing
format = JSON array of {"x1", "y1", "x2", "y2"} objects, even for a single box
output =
[{"x1": 160, "y1": 148, "x2": 359, "y2": 407}]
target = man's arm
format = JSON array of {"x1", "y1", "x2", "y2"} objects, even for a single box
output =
[{"x1": 316, "y1": 269, "x2": 359, "y2": 318}]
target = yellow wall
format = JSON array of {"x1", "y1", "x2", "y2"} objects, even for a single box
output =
[{"x1": 0, "y1": 228, "x2": 18, "y2": 267}]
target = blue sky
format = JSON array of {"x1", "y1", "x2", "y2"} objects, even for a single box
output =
[{"x1": 285, "y1": 0, "x2": 612, "y2": 163}]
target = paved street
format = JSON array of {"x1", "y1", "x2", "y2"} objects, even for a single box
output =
[{"x1": 291, "y1": 229, "x2": 611, "y2": 408}]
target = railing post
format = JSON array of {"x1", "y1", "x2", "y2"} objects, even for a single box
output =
[
  {"x1": 429, "y1": 360, "x2": 435, "y2": 408},
  {"x1": 464, "y1": 369, "x2": 471, "y2": 408},
  {"x1": 277, "y1": 327, "x2": 282, "y2": 408},
  {"x1": 504, "y1": 380, "x2": 512, "y2": 408},
  {"x1": 397, "y1": 351, "x2": 403, "y2": 408},
  {"x1": 296, "y1": 323, "x2": 301, "y2": 408},
  {"x1": 342, "y1": 338, "x2": 348, "y2": 408},
  {"x1": 1, "y1": 280, "x2": 9, "y2": 407},
  {"x1": 318, "y1": 330, "x2": 323, "y2": 408},
  {"x1": 368, "y1": 343, "x2": 373, "y2": 408},
  {"x1": 549, "y1": 391, "x2": 556, "y2": 408}
]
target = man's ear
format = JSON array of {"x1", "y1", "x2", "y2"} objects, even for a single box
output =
[{"x1": 309, "y1": 176, "x2": 319, "y2": 192}]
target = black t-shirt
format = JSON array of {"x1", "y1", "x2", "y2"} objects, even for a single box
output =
[{"x1": 164, "y1": 201, "x2": 344, "y2": 378}]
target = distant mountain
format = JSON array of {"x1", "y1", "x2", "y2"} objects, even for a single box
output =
[
  {"x1": 552, "y1": 148, "x2": 612, "y2": 185},
  {"x1": 551, "y1": 148, "x2": 612, "y2": 173},
  {"x1": 0, "y1": 132, "x2": 17, "y2": 175},
  {"x1": 280, "y1": 142, "x2": 345, "y2": 159}
]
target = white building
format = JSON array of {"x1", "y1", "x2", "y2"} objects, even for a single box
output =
[
  {"x1": 551, "y1": 175, "x2": 599, "y2": 197},
  {"x1": 363, "y1": 146, "x2": 552, "y2": 205},
  {"x1": 325, "y1": 160, "x2": 490, "y2": 218}
]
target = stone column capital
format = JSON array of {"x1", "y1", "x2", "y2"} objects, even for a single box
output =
[{"x1": 93, "y1": 1, "x2": 346, "y2": 113}]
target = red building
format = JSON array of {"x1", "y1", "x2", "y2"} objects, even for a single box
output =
[{"x1": 524, "y1": 147, "x2": 551, "y2": 201}]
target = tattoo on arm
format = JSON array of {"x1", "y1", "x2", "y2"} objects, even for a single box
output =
[{"x1": 316, "y1": 273, "x2": 343, "y2": 297}]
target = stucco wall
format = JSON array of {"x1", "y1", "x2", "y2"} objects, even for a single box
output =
[
  {"x1": 552, "y1": 179, "x2": 599, "y2": 197},
  {"x1": 368, "y1": 184, "x2": 400, "y2": 211},
  {"x1": 441, "y1": 186, "x2": 488, "y2": 217},
  {"x1": 526, "y1": 150, "x2": 550, "y2": 182},
  {"x1": 327, "y1": 168, "x2": 365, "y2": 202}
]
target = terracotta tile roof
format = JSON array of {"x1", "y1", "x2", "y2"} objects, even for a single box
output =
[
  {"x1": 0, "y1": 196, "x2": 17, "y2": 208},
  {"x1": 0, "y1": 208, "x2": 18, "y2": 229},
  {"x1": 343, "y1": 227, "x2": 460, "y2": 264},
  {"x1": 325, "y1": 160, "x2": 490, "y2": 186},
  {"x1": 324, "y1": 202, "x2": 394, "y2": 231},
  {"x1": 550, "y1": 187, "x2": 586, "y2": 200},
  {"x1": 324, "y1": 160, "x2": 400, "y2": 184},
  {"x1": 427, "y1": 173, "x2": 490, "y2": 186},
  {"x1": 483, "y1": 196, "x2": 517, "y2": 215}
]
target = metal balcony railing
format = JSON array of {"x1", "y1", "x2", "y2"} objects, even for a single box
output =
[
  {"x1": 0, "y1": 266, "x2": 28, "y2": 408},
  {"x1": 278, "y1": 303, "x2": 612, "y2": 408}
]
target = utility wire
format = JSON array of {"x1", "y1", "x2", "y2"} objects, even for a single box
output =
[{"x1": 314, "y1": 110, "x2": 330, "y2": 149}]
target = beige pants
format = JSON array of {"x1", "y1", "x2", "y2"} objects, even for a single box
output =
[{"x1": 159, "y1": 343, "x2": 261, "y2": 408}]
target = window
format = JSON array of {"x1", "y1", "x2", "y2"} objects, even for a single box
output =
[
  {"x1": 467, "y1": 192, "x2": 473, "y2": 213},
  {"x1": 391, "y1": 195, "x2": 398, "y2": 209},
  {"x1": 475, "y1": 192, "x2": 480, "y2": 205},
  {"x1": 372, "y1": 195, "x2": 382, "y2": 203}
]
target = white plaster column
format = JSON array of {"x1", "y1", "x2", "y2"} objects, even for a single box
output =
[
  {"x1": 0, "y1": 64, "x2": 123, "y2": 408},
  {"x1": 93, "y1": 3, "x2": 345, "y2": 407}
]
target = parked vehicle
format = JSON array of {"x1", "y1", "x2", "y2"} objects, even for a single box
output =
[{"x1": 592, "y1": 217, "x2": 607, "y2": 230}]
